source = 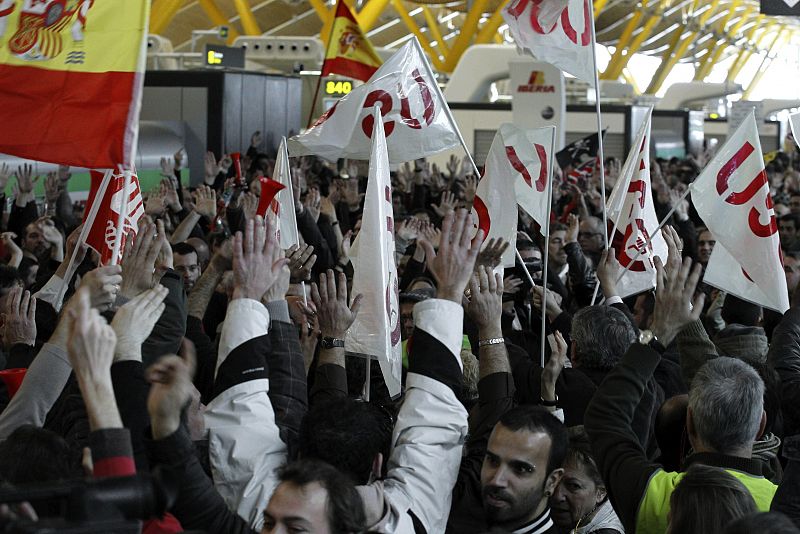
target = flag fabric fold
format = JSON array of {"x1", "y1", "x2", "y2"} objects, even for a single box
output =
[
  {"x1": 0, "y1": 1, "x2": 150, "y2": 168},
  {"x1": 690, "y1": 112, "x2": 788, "y2": 313},
  {"x1": 85, "y1": 168, "x2": 144, "y2": 265},
  {"x1": 605, "y1": 108, "x2": 666, "y2": 298},
  {"x1": 288, "y1": 38, "x2": 460, "y2": 164},
  {"x1": 273, "y1": 137, "x2": 300, "y2": 249},
  {"x1": 503, "y1": 0, "x2": 596, "y2": 86},
  {"x1": 321, "y1": 0, "x2": 382, "y2": 82},
  {"x1": 345, "y1": 107, "x2": 402, "y2": 398},
  {"x1": 473, "y1": 123, "x2": 554, "y2": 267}
]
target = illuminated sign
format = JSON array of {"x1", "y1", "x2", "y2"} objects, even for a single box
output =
[
  {"x1": 205, "y1": 44, "x2": 245, "y2": 68},
  {"x1": 325, "y1": 79, "x2": 353, "y2": 96}
]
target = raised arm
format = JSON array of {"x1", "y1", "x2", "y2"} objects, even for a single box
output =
[
  {"x1": 585, "y1": 254, "x2": 705, "y2": 532},
  {"x1": 203, "y1": 216, "x2": 290, "y2": 530},
  {"x1": 375, "y1": 209, "x2": 484, "y2": 533}
]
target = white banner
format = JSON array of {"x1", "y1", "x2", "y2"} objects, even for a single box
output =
[
  {"x1": 503, "y1": 0, "x2": 596, "y2": 87},
  {"x1": 274, "y1": 137, "x2": 299, "y2": 249},
  {"x1": 345, "y1": 107, "x2": 403, "y2": 398},
  {"x1": 606, "y1": 107, "x2": 666, "y2": 298},
  {"x1": 288, "y1": 39, "x2": 459, "y2": 164},
  {"x1": 690, "y1": 111, "x2": 788, "y2": 313}
]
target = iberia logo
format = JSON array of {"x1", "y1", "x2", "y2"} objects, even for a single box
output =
[
  {"x1": 338, "y1": 24, "x2": 362, "y2": 56},
  {"x1": 517, "y1": 70, "x2": 555, "y2": 93},
  {"x1": 2, "y1": 0, "x2": 93, "y2": 61}
]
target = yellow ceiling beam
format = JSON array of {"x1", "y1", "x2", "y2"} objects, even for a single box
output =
[
  {"x1": 742, "y1": 27, "x2": 785, "y2": 99},
  {"x1": 594, "y1": 0, "x2": 609, "y2": 18},
  {"x1": 150, "y1": 0, "x2": 185, "y2": 35},
  {"x1": 390, "y1": 0, "x2": 446, "y2": 69},
  {"x1": 475, "y1": 4, "x2": 507, "y2": 45},
  {"x1": 234, "y1": 0, "x2": 262, "y2": 35},
  {"x1": 442, "y1": 0, "x2": 491, "y2": 71},
  {"x1": 357, "y1": 0, "x2": 393, "y2": 32},
  {"x1": 601, "y1": 0, "x2": 650, "y2": 80},
  {"x1": 645, "y1": 0, "x2": 721, "y2": 94},
  {"x1": 422, "y1": 6, "x2": 449, "y2": 55},
  {"x1": 198, "y1": 0, "x2": 240, "y2": 44},
  {"x1": 727, "y1": 22, "x2": 774, "y2": 82},
  {"x1": 694, "y1": 6, "x2": 755, "y2": 81}
]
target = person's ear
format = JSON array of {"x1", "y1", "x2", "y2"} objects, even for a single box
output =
[
  {"x1": 756, "y1": 410, "x2": 767, "y2": 441},
  {"x1": 544, "y1": 468, "x2": 564, "y2": 497}
]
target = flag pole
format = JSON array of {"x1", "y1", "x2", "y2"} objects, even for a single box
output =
[
  {"x1": 55, "y1": 169, "x2": 114, "y2": 309},
  {"x1": 110, "y1": 168, "x2": 131, "y2": 266},
  {"x1": 539, "y1": 126, "x2": 557, "y2": 369},
  {"x1": 589, "y1": 0, "x2": 608, "y2": 251},
  {"x1": 306, "y1": 2, "x2": 340, "y2": 129},
  {"x1": 411, "y1": 37, "x2": 482, "y2": 179}
]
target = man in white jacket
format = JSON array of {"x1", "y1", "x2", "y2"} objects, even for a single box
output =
[{"x1": 204, "y1": 210, "x2": 485, "y2": 532}]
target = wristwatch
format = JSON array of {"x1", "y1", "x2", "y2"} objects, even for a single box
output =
[
  {"x1": 321, "y1": 337, "x2": 345, "y2": 349},
  {"x1": 638, "y1": 329, "x2": 665, "y2": 353}
]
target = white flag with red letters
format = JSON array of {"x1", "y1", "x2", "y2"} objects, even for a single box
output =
[
  {"x1": 288, "y1": 38, "x2": 459, "y2": 164},
  {"x1": 503, "y1": 0, "x2": 596, "y2": 86},
  {"x1": 606, "y1": 108, "x2": 667, "y2": 298},
  {"x1": 345, "y1": 107, "x2": 402, "y2": 398},
  {"x1": 690, "y1": 111, "x2": 788, "y2": 313},
  {"x1": 473, "y1": 123, "x2": 554, "y2": 267},
  {"x1": 273, "y1": 137, "x2": 300, "y2": 249}
]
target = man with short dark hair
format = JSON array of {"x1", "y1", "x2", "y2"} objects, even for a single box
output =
[
  {"x1": 263, "y1": 459, "x2": 366, "y2": 534},
  {"x1": 172, "y1": 242, "x2": 200, "y2": 292}
]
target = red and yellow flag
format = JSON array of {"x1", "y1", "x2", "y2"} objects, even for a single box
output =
[
  {"x1": 321, "y1": 0, "x2": 382, "y2": 82},
  {"x1": 0, "y1": 1, "x2": 150, "y2": 169}
]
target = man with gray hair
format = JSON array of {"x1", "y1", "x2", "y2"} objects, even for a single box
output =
[{"x1": 585, "y1": 255, "x2": 777, "y2": 534}]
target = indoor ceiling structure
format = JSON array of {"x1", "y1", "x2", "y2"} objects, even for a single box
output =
[{"x1": 151, "y1": 0, "x2": 800, "y2": 96}]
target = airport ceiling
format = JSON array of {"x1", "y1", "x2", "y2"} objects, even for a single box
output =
[{"x1": 153, "y1": 0, "x2": 798, "y2": 90}]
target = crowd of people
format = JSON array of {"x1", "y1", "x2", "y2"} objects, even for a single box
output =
[{"x1": 0, "y1": 131, "x2": 799, "y2": 534}]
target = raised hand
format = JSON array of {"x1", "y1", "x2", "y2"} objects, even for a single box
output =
[
  {"x1": 304, "y1": 188, "x2": 321, "y2": 222},
  {"x1": 287, "y1": 244, "x2": 316, "y2": 282},
  {"x1": 240, "y1": 192, "x2": 258, "y2": 221},
  {"x1": 0, "y1": 163, "x2": 11, "y2": 191},
  {"x1": 467, "y1": 266, "x2": 504, "y2": 330},
  {"x1": 232, "y1": 216, "x2": 288, "y2": 301},
  {"x1": 542, "y1": 331, "x2": 568, "y2": 404},
  {"x1": 44, "y1": 172, "x2": 61, "y2": 205},
  {"x1": 311, "y1": 270, "x2": 363, "y2": 338},
  {"x1": 418, "y1": 209, "x2": 485, "y2": 302},
  {"x1": 431, "y1": 191, "x2": 457, "y2": 218},
  {"x1": 67, "y1": 288, "x2": 121, "y2": 430},
  {"x1": 80, "y1": 265, "x2": 123, "y2": 311},
  {"x1": 566, "y1": 213, "x2": 580, "y2": 244},
  {"x1": 111, "y1": 285, "x2": 169, "y2": 362},
  {"x1": 475, "y1": 238, "x2": 510, "y2": 271},
  {"x1": 596, "y1": 248, "x2": 622, "y2": 298},
  {"x1": 649, "y1": 255, "x2": 705, "y2": 346},
  {"x1": 2, "y1": 286, "x2": 36, "y2": 348},
  {"x1": 532, "y1": 284, "x2": 563, "y2": 320},
  {"x1": 120, "y1": 222, "x2": 163, "y2": 299},
  {"x1": 146, "y1": 342, "x2": 197, "y2": 440},
  {"x1": 160, "y1": 157, "x2": 173, "y2": 178},
  {"x1": 193, "y1": 185, "x2": 217, "y2": 219}
]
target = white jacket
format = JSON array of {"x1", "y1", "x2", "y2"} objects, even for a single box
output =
[{"x1": 204, "y1": 297, "x2": 468, "y2": 533}]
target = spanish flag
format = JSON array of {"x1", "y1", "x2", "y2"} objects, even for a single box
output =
[
  {"x1": 0, "y1": 1, "x2": 150, "y2": 169},
  {"x1": 321, "y1": 0, "x2": 382, "y2": 82}
]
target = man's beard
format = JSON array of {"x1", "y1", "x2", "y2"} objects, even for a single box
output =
[{"x1": 482, "y1": 479, "x2": 547, "y2": 528}]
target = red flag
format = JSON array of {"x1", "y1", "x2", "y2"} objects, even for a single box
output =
[
  {"x1": 84, "y1": 169, "x2": 144, "y2": 265},
  {"x1": 256, "y1": 177, "x2": 286, "y2": 218}
]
